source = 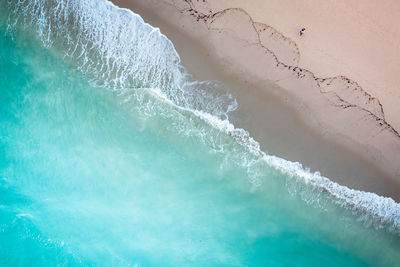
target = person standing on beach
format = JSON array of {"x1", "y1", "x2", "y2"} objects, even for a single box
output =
[{"x1": 299, "y1": 28, "x2": 306, "y2": 36}]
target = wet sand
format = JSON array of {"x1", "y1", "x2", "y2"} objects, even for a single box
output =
[{"x1": 111, "y1": 0, "x2": 400, "y2": 201}]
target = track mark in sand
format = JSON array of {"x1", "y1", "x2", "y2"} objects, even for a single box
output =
[{"x1": 170, "y1": 0, "x2": 400, "y2": 139}]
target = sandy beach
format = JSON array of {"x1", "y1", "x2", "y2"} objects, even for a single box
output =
[{"x1": 111, "y1": 0, "x2": 400, "y2": 201}]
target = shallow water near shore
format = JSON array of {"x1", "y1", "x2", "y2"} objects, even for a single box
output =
[{"x1": 1, "y1": 0, "x2": 400, "y2": 265}]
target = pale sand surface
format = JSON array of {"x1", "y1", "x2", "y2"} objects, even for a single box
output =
[
  {"x1": 208, "y1": 0, "x2": 400, "y2": 133},
  {"x1": 111, "y1": 0, "x2": 400, "y2": 201}
]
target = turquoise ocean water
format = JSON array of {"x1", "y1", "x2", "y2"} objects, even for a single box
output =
[{"x1": 1, "y1": 0, "x2": 400, "y2": 265}]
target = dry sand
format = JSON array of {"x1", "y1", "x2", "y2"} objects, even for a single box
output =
[
  {"x1": 111, "y1": 0, "x2": 400, "y2": 201},
  {"x1": 207, "y1": 0, "x2": 400, "y2": 132}
]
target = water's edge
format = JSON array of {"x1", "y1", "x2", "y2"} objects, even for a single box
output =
[
  {"x1": 126, "y1": 0, "x2": 400, "y2": 202},
  {"x1": 2, "y1": 0, "x2": 400, "y2": 235}
]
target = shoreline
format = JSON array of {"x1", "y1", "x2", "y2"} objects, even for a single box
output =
[{"x1": 111, "y1": 0, "x2": 400, "y2": 201}]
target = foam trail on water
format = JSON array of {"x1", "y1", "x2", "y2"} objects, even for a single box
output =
[
  {"x1": 3, "y1": 0, "x2": 400, "y2": 234},
  {"x1": 149, "y1": 87, "x2": 400, "y2": 234},
  {"x1": 3, "y1": 0, "x2": 237, "y2": 119}
]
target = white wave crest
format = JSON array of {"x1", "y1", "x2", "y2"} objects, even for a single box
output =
[
  {"x1": 4, "y1": 0, "x2": 237, "y2": 119},
  {"x1": 149, "y1": 87, "x2": 400, "y2": 234}
]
